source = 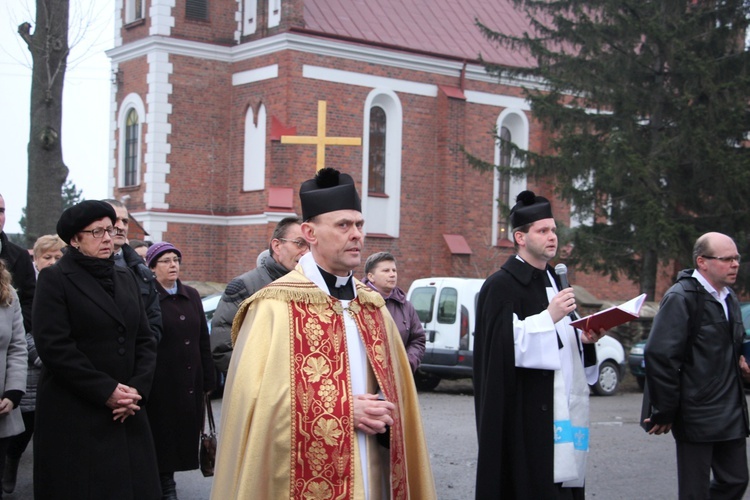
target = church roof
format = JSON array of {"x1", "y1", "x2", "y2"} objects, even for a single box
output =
[{"x1": 302, "y1": 0, "x2": 534, "y2": 68}]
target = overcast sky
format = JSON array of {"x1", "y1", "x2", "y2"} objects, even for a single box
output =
[{"x1": 1, "y1": 0, "x2": 113, "y2": 235}]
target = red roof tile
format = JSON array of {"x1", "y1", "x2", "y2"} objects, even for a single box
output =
[{"x1": 304, "y1": 0, "x2": 534, "y2": 67}]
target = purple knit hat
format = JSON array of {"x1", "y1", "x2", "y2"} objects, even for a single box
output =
[{"x1": 145, "y1": 241, "x2": 182, "y2": 268}]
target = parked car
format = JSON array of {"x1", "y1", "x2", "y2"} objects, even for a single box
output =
[
  {"x1": 202, "y1": 292, "x2": 224, "y2": 397},
  {"x1": 628, "y1": 341, "x2": 646, "y2": 390},
  {"x1": 407, "y1": 277, "x2": 626, "y2": 395},
  {"x1": 629, "y1": 302, "x2": 750, "y2": 391}
]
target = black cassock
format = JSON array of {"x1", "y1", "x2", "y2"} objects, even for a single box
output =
[{"x1": 473, "y1": 256, "x2": 596, "y2": 499}]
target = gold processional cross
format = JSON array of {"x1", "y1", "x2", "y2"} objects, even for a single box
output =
[{"x1": 281, "y1": 100, "x2": 362, "y2": 172}]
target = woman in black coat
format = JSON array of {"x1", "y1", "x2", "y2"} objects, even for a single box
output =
[
  {"x1": 32, "y1": 201, "x2": 160, "y2": 500},
  {"x1": 145, "y1": 242, "x2": 215, "y2": 499}
]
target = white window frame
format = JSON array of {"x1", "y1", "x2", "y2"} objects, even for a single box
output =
[
  {"x1": 361, "y1": 89, "x2": 402, "y2": 237},
  {"x1": 493, "y1": 109, "x2": 529, "y2": 243},
  {"x1": 117, "y1": 93, "x2": 146, "y2": 188},
  {"x1": 125, "y1": 0, "x2": 145, "y2": 24}
]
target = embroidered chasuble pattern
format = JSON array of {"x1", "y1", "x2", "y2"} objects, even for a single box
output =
[{"x1": 290, "y1": 287, "x2": 408, "y2": 499}]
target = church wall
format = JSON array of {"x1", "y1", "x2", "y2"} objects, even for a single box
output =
[
  {"x1": 120, "y1": 3, "x2": 151, "y2": 45},
  {"x1": 170, "y1": 0, "x2": 237, "y2": 45},
  {"x1": 110, "y1": 29, "x2": 675, "y2": 298}
]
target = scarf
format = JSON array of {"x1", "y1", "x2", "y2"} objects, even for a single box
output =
[{"x1": 70, "y1": 247, "x2": 116, "y2": 297}]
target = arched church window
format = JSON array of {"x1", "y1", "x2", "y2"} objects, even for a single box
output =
[
  {"x1": 498, "y1": 126, "x2": 511, "y2": 230},
  {"x1": 362, "y1": 90, "x2": 402, "y2": 237},
  {"x1": 124, "y1": 109, "x2": 139, "y2": 187},
  {"x1": 368, "y1": 106, "x2": 386, "y2": 194},
  {"x1": 493, "y1": 110, "x2": 529, "y2": 244}
]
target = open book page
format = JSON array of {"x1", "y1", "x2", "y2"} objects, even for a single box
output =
[{"x1": 570, "y1": 293, "x2": 647, "y2": 331}]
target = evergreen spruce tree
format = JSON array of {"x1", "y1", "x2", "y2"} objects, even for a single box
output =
[{"x1": 471, "y1": 0, "x2": 750, "y2": 298}]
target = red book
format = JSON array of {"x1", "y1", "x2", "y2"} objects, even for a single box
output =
[{"x1": 570, "y1": 293, "x2": 647, "y2": 332}]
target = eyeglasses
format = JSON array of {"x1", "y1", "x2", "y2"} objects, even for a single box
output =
[
  {"x1": 279, "y1": 238, "x2": 309, "y2": 249},
  {"x1": 79, "y1": 227, "x2": 117, "y2": 239},
  {"x1": 156, "y1": 257, "x2": 181, "y2": 265},
  {"x1": 701, "y1": 255, "x2": 741, "y2": 263}
]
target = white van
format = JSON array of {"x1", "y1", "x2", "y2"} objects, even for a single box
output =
[{"x1": 407, "y1": 277, "x2": 626, "y2": 395}]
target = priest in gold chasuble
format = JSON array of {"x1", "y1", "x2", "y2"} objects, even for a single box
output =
[{"x1": 211, "y1": 168, "x2": 435, "y2": 500}]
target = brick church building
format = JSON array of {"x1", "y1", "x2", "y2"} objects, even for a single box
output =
[{"x1": 107, "y1": 0, "x2": 664, "y2": 300}]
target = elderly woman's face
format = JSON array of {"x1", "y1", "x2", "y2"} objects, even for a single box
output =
[
  {"x1": 71, "y1": 216, "x2": 114, "y2": 259},
  {"x1": 153, "y1": 251, "x2": 181, "y2": 284},
  {"x1": 35, "y1": 248, "x2": 64, "y2": 271}
]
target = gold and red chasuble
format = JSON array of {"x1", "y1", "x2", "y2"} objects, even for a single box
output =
[{"x1": 290, "y1": 295, "x2": 408, "y2": 499}]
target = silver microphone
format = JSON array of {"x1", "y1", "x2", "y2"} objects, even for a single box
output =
[
  {"x1": 554, "y1": 263, "x2": 570, "y2": 289},
  {"x1": 554, "y1": 263, "x2": 577, "y2": 322}
]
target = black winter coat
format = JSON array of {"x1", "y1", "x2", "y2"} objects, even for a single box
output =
[
  {"x1": 645, "y1": 270, "x2": 749, "y2": 442},
  {"x1": 0, "y1": 232, "x2": 35, "y2": 333},
  {"x1": 473, "y1": 256, "x2": 596, "y2": 499},
  {"x1": 32, "y1": 251, "x2": 160, "y2": 500},
  {"x1": 121, "y1": 243, "x2": 163, "y2": 342},
  {"x1": 148, "y1": 280, "x2": 215, "y2": 473}
]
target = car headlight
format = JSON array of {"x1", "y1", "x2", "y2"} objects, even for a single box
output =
[{"x1": 630, "y1": 346, "x2": 644, "y2": 355}]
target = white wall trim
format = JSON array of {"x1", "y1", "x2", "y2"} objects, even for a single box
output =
[
  {"x1": 108, "y1": 62, "x2": 120, "y2": 195},
  {"x1": 243, "y1": 104, "x2": 266, "y2": 191},
  {"x1": 149, "y1": 0, "x2": 175, "y2": 37},
  {"x1": 465, "y1": 90, "x2": 531, "y2": 110},
  {"x1": 143, "y1": 51, "x2": 173, "y2": 213},
  {"x1": 132, "y1": 210, "x2": 299, "y2": 241},
  {"x1": 268, "y1": 0, "x2": 281, "y2": 28},
  {"x1": 114, "y1": 0, "x2": 124, "y2": 48},
  {"x1": 232, "y1": 64, "x2": 278, "y2": 85},
  {"x1": 303, "y1": 65, "x2": 436, "y2": 97},
  {"x1": 107, "y1": 33, "x2": 546, "y2": 92}
]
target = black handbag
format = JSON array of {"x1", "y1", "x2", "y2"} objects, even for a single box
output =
[{"x1": 200, "y1": 394, "x2": 217, "y2": 477}]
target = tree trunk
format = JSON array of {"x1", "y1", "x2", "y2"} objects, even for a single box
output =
[
  {"x1": 20, "y1": 0, "x2": 70, "y2": 247},
  {"x1": 640, "y1": 248, "x2": 657, "y2": 302}
]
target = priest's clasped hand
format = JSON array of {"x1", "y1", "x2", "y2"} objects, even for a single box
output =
[
  {"x1": 353, "y1": 393, "x2": 395, "y2": 435},
  {"x1": 548, "y1": 287, "x2": 577, "y2": 323}
]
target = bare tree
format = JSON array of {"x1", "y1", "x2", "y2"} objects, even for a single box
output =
[{"x1": 18, "y1": 0, "x2": 70, "y2": 247}]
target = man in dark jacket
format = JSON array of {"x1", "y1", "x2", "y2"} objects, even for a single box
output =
[
  {"x1": 104, "y1": 199, "x2": 163, "y2": 343},
  {"x1": 473, "y1": 191, "x2": 603, "y2": 499},
  {"x1": 0, "y1": 194, "x2": 35, "y2": 333},
  {"x1": 210, "y1": 217, "x2": 308, "y2": 374},
  {"x1": 645, "y1": 232, "x2": 750, "y2": 499}
]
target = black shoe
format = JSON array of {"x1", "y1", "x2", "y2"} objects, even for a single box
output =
[
  {"x1": 2, "y1": 457, "x2": 19, "y2": 494},
  {"x1": 160, "y1": 473, "x2": 178, "y2": 500}
]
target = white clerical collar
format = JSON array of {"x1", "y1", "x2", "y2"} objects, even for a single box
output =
[{"x1": 298, "y1": 253, "x2": 357, "y2": 298}]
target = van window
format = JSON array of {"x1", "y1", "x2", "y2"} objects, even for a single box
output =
[
  {"x1": 437, "y1": 288, "x2": 458, "y2": 324},
  {"x1": 410, "y1": 287, "x2": 436, "y2": 323}
]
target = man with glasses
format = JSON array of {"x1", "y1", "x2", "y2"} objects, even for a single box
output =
[
  {"x1": 211, "y1": 217, "x2": 308, "y2": 375},
  {"x1": 103, "y1": 199, "x2": 163, "y2": 343},
  {"x1": 645, "y1": 232, "x2": 750, "y2": 499}
]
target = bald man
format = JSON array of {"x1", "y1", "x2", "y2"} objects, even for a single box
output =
[{"x1": 645, "y1": 232, "x2": 750, "y2": 499}]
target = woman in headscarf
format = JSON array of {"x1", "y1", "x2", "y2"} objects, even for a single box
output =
[
  {"x1": 32, "y1": 200, "x2": 160, "y2": 499},
  {"x1": 145, "y1": 242, "x2": 215, "y2": 499}
]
